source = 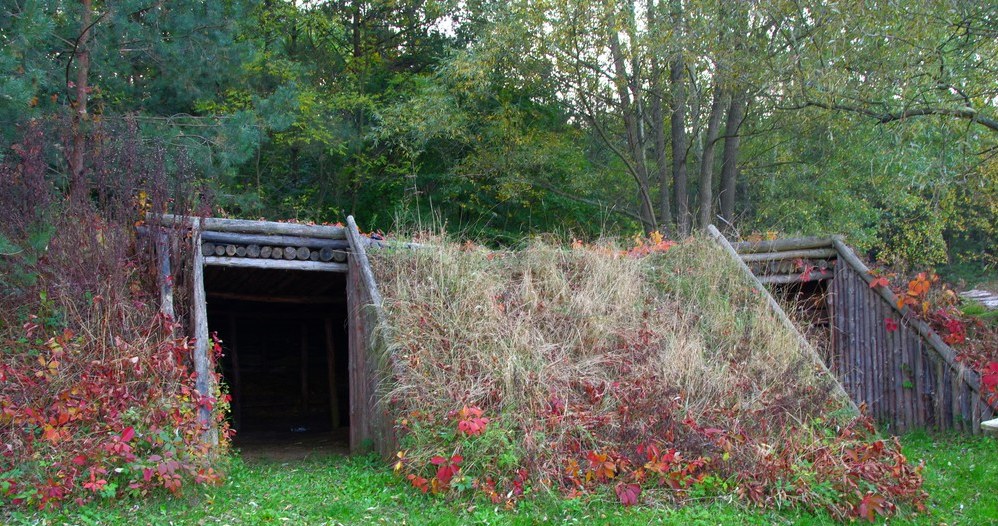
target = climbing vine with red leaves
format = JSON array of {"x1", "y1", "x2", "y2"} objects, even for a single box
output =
[
  {"x1": 0, "y1": 123, "x2": 228, "y2": 509},
  {"x1": 872, "y1": 270, "x2": 998, "y2": 404},
  {"x1": 0, "y1": 302, "x2": 231, "y2": 509}
]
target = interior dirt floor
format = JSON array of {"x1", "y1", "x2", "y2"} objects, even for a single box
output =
[{"x1": 234, "y1": 429, "x2": 349, "y2": 462}]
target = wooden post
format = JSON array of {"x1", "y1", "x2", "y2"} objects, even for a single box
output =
[
  {"x1": 154, "y1": 229, "x2": 175, "y2": 323},
  {"x1": 301, "y1": 322, "x2": 309, "y2": 417},
  {"x1": 346, "y1": 262, "x2": 364, "y2": 451},
  {"x1": 345, "y1": 216, "x2": 404, "y2": 456},
  {"x1": 325, "y1": 318, "x2": 340, "y2": 430},
  {"x1": 934, "y1": 358, "x2": 945, "y2": 429},
  {"x1": 190, "y1": 218, "x2": 218, "y2": 446},
  {"x1": 228, "y1": 313, "x2": 242, "y2": 431}
]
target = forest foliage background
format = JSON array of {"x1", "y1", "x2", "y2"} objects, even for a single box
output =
[{"x1": 2, "y1": 0, "x2": 996, "y2": 278}]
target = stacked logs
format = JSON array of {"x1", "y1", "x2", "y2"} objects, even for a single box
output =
[
  {"x1": 732, "y1": 237, "x2": 837, "y2": 285},
  {"x1": 200, "y1": 231, "x2": 348, "y2": 263}
]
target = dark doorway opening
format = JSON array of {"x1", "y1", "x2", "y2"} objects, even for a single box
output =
[
  {"x1": 204, "y1": 266, "x2": 349, "y2": 456},
  {"x1": 770, "y1": 278, "x2": 833, "y2": 364}
]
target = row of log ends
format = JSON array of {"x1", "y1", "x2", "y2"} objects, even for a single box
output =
[
  {"x1": 200, "y1": 241, "x2": 347, "y2": 263},
  {"x1": 734, "y1": 238, "x2": 838, "y2": 285}
]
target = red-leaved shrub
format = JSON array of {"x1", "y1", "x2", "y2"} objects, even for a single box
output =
[{"x1": 0, "y1": 121, "x2": 226, "y2": 508}]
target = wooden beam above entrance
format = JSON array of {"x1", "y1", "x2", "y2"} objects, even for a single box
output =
[
  {"x1": 207, "y1": 291, "x2": 344, "y2": 304},
  {"x1": 204, "y1": 256, "x2": 348, "y2": 273}
]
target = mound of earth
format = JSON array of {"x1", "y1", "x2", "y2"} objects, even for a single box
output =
[{"x1": 371, "y1": 238, "x2": 924, "y2": 520}]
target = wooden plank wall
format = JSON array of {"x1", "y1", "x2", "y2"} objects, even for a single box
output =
[
  {"x1": 346, "y1": 217, "x2": 396, "y2": 457},
  {"x1": 828, "y1": 259, "x2": 995, "y2": 433}
]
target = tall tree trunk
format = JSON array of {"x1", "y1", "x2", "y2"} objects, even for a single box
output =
[
  {"x1": 669, "y1": 0, "x2": 689, "y2": 236},
  {"x1": 669, "y1": 56, "x2": 689, "y2": 236},
  {"x1": 69, "y1": 0, "x2": 93, "y2": 200},
  {"x1": 608, "y1": 23, "x2": 656, "y2": 231},
  {"x1": 698, "y1": 85, "x2": 725, "y2": 229},
  {"x1": 648, "y1": 0, "x2": 671, "y2": 234},
  {"x1": 719, "y1": 91, "x2": 746, "y2": 228},
  {"x1": 651, "y1": 61, "x2": 672, "y2": 235}
]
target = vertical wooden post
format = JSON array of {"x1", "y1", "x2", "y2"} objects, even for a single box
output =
[
  {"x1": 325, "y1": 318, "x2": 340, "y2": 430},
  {"x1": 301, "y1": 322, "x2": 309, "y2": 417},
  {"x1": 933, "y1": 358, "x2": 944, "y2": 429},
  {"x1": 191, "y1": 218, "x2": 218, "y2": 446},
  {"x1": 228, "y1": 313, "x2": 242, "y2": 431},
  {"x1": 154, "y1": 229, "x2": 175, "y2": 323},
  {"x1": 346, "y1": 263, "x2": 363, "y2": 451}
]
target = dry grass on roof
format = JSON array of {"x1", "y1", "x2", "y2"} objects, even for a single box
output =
[
  {"x1": 369, "y1": 237, "x2": 924, "y2": 518},
  {"x1": 375, "y1": 237, "x2": 832, "y2": 430}
]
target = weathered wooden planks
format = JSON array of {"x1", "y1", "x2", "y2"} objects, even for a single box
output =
[
  {"x1": 345, "y1": 215, "x2": 397, "y2": 457},
  {"x1": 822, "y1": 241, "x2": 995, "y2": 433},
  {"x1": 740, "y1": 233, "x2": 996, "y2": 434}
]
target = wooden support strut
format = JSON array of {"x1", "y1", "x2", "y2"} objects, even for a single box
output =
[
  {"x1": 228, "y1": 314, "x2": 242, "y2": 431},
  {"x1": 832, "y1": 238, "x2": 996, "y2": 412},
  {"x1": 325, "y1": 318, "x2": 340, "y2": 430},
  {"x1": 153, "y1": 228, "x2": 175, "y2": 323},
  {"x1": 707, "y1": 225, "x2": 859, "y2": 414},
  {"x1": 190, "y1": 218, "x2": 218, "y2": 446},
  {"x1": 301, "y1": 322, "x2": 309, "y2": 417}
]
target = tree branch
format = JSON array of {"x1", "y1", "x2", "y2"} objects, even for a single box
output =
[{"x1": 800, "y1": 100, "x2": 998, "y2": 133}]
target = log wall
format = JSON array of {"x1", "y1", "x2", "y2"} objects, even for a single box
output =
[
  {"x1": 828, "y1": 249, "x2": 995, "y2": 433},
  {"x1": 729, "y1": 231, "x2": 996, "y2": 434}
]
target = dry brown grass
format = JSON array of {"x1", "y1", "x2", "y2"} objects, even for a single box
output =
[
  {"x1": 367, "y1": 236, "x2": 932, "y2": 519},
  {"x1": 372, "y1": 237, "x2": 847, "y2": 475}
]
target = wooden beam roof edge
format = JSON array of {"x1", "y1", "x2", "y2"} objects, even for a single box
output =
[
  {"x1": 732, "y1": 236, "x2": 835, "y2": 254},
  {"x1": 150, "y1": 213, "x2": 347, "y2": 240}
]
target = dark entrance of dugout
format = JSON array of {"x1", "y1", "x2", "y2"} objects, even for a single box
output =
[
  {"x1": 155, "y1": 214, "x2": 390, "y2": 456},
  {"x1": 205, "y1": 267, "x2": 350, "y2": 450}
]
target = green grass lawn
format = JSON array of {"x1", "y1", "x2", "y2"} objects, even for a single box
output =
[{"x1": 4, "y1": 432, "x2": 995, "y2": 525}]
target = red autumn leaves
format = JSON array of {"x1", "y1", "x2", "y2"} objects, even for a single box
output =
[
  {"x1": 454, "y1": 405, "x2": 490, "y2": 437},
  {"x1": 404, "y1": 406, "x2": 487, "y2": 494},
  {"x1": 983, "y1": 363, "x2": 998, "y2": 404},
  {"x1": 870, "y1": 269, "x2": 997, "y2": 407},
  {"x1": 407, "y1": 454, "x2": 463, "y2": 494}
]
